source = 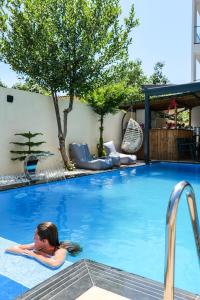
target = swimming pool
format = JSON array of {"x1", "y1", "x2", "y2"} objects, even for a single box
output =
[{"x1": 0, "y1": 162, "x2": 199, "y2": 298}]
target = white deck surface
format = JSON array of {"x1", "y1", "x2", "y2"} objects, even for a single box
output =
[{"x1": 76, "y1": 286, "x2": 130, "y2": 300}]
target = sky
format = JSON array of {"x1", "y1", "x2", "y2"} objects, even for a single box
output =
[{"x1": 0, "y1": 0, "x2": 192, "y2": 87}]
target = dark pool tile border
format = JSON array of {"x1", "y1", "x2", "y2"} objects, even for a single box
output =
[
  {"x1": 17, "y1": 259, "x2": 199, "y2": 300},
  {"x1": 16, "y1": 260, "x2": 91, "y2": 300}
]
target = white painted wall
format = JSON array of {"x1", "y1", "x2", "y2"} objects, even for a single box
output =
[
  {"x1": 0, "y1": 87, "x2": 124, "y2": 175},
  {"x1": 135, "y1": 109, "x2": 145, "y2": 125},
  {"x1": 191, "y1": 106, "x2": 200, "y2": 126}
]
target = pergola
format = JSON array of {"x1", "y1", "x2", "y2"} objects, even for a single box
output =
[{"x1": 141, "y1": 82, "x2": 200, "y2": 163}]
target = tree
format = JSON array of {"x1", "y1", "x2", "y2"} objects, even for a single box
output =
[
  {"x1": 0, "y1": 0, "x2": 138, "y2": 169},
  {"x1": 149, "y1": 62, "x2": 169, "y2": 84},
  {"x1": 101, "y1": 59, "x2": 148, "y2": 107},
  {"x1": 12, "y1": 79, "x2": 50, "y2": 95},
  {"x1": 110, "y1": 59, "x2": 148, "y2": 87},
  {"x1": 0, "y1": 79, "x2": 6, "y2": 87},
  {"x1": 119, "y1": 59, "x2": 148, "y2": 105},
  {"x1": 84, "y1": 82, "x2": 130, "y2": 157}
]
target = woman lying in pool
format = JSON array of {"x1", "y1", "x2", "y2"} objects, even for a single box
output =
[{"x1": 6, "y1": 222, "x2": 82, "y2": 268}]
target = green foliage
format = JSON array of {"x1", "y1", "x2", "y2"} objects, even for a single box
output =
[
  {"x1": 177, "y1": 110, "x2": 189, "y2": 125},
  {"x1": 149, "y1": 62, "x2": 169, "y2": 85},
  {"x1": 84, "y1": 60, "x2": 150, "y2": 155},
  {"x1": 85, "y1": 82, "x2": 127, "y2": 116},
  {"x1": 0, "y1": 79, "x2": 7, "y2": 87},
  {"x1": 12, "y1": 79, "x2": 50, "y2": 95},
  {"x1": 0, "y1": 81, "x2": 6, "y2": 87},
  {"x1": 0, "y1": 1, "x2": 7, "y2": 34},
  {"x1": 100, "y1": 59, "x2": 149, "y2": 107},
  {"x1": 108, "y1": 59, "x2": 148, "y2": 87},
  {"x1": 115, "y1": 61, "x2": 169, "y2": 107},
  {"x1": 10, "y1": 141, "x2": 45, "y2": 147},
  {"x1": 0, "y1": 0, "x2": 138, "y2": 95},
  {"x1": 0, "y1": 0, "x2": 138, "y2": 168},
  {"x1": 66, "y1": 161, "x2": 76, "y2": 171},
  {"x1": 14, "y1": 132, "x2": 43, "y2": 139},
  {"x1": 10, "y1": 131, "x2": 46, "y2": 161},
  {"x1": 84, "y1": 82, "x2": 128, "y2": 156}
]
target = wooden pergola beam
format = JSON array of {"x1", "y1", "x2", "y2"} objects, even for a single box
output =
[
  {"x1": 192, "y1": 92, "x2": 200, "y2": 100},
  {"x1": 142, "y1": 82, "x2": 200, "y2": 97}
]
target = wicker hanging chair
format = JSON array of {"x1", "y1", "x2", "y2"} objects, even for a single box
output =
[{"x1": 121, "y1": 118, "x2": 143, "y2": 154}]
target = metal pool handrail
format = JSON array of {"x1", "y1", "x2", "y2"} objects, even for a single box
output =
[{"x1": 164, "y1": 181, "x2": 200, "y2": 300}]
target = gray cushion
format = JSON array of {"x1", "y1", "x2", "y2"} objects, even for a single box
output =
[
  {"x1": 118, "y1": 153, "x2": 136, "y2": 165},
  {"x1": 104, "y1": 141, "x2": 137, "y2": 165},
  {"x1": 104, "y1": 141, "x2": 117, "y2": 155},
  {"x1": 109, "y1": 154, "x2": 121, "y2": 167},
  {"x1": 69, "y1": 143, "x2": 113, "y2": 170},
  {"x1": 69, "y1": 143, "x2": 92, "y2": 162}
]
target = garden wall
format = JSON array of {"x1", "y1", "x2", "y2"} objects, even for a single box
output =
[
  {"x1": 0, "y1": 87, "x2": 123, "y2": 175},
  {"x1": 191, "y1": 106, "x2": 200, "y2": 127}
]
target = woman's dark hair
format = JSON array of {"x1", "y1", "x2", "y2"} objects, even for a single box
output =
[
  {"x1": 37, "y1": 222, "x2": 82, "y2": 256},
  {"x1": 37, "y1": 222, "x2": 59, "y2": 247},
  {"x1": 60, "y1": 241, "x2": 82, "y2": 256}
]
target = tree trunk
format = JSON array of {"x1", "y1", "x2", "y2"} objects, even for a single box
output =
[
  {"x1": 63, "y1": 92, "x2": 74, "y2": 138},
  {"x1": 52, "y1": 91, "x2": 71, "y2": 168},
  {"x1": 98, "y1": 114, "x2": 104, "y2": 157}
]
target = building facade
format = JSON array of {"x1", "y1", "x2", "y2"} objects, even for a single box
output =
[{"x1": 192, "y1": 0, "x2": 200, "y2": 81}]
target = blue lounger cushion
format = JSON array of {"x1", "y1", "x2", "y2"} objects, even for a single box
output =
[{"x1": 69, "y1": 143, "x2": 113, "y2": 170}]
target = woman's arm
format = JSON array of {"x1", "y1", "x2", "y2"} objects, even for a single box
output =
[
  {"x1": 6, "y1": 243, "x2": 35, "y2": 255},
  {"x1": 22, "y1": 248, "x2": 67, "y2": 268}
]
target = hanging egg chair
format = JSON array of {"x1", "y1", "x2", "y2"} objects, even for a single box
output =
[{"x1": 121, "y1": 118, "x2": 143, "y2": 154}]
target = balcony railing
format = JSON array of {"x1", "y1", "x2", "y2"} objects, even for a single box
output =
[{"x1": 194, "y1": 26, "x2": 200, "y2": 43}]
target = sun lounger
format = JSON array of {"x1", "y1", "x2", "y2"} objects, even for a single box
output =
[
  {"x1": 104, "y1": 141, "x2": 136, "y2": 165},
  {"x1": 69, "y1": 143, "x2": 113, "y2": 170}
]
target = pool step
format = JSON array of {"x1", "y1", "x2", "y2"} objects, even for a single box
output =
[
  {"x1": 0, "y1": 237, "x2": 72, "y2": 288},
  {"x1": 17, "y1": 259, "x2": 199, "y2": 300}
]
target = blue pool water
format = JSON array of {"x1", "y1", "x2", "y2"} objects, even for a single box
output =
[
  {"x1": 0, "y1": 162, "x2": 199, "y2": 297},
  {"x1": 0, "y1": 274, "x2": 28, "y2": 300}
]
